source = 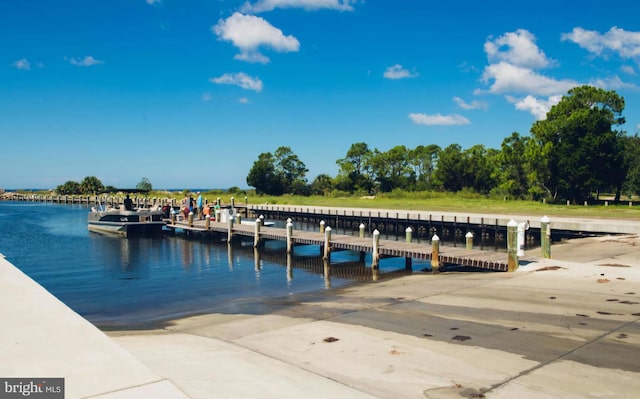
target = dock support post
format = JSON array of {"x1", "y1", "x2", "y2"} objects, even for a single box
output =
[
  {"x1": 431, "y1": 234, "x2": 440, "y2": 273},
  {"x1": 540, "y1": 216, "x2": 551, "y2": 259},
  {"x1": 253, "y1": 218, "x2": 261, "y2": 247},
  {"x1": 188, "y1": 211, "x2": 194, "y2": 227},
  {"x1": 372, "y1": 229, "x2": 380, "y2": 269},
  {"x1": 319, "y1": 220, "x2": 325, "y2": 233},
  {"x1": 507, "y1": 219, "x2": 518, "y2": 272},
  {"x1": 405, "y1": 226, "x2": 413, "y2": 243},
  {"x1": 359, "y1": 223, "x2": 365, "y2": 238},
  {"x1": 205, "y1": 215, "x2": 210, "y2": 230},
  {"x1": 171, "y1": 209, "x2": 176, "y2": 225},
  {"x1": 466, "y1": 231, "x2": 473, "y2": 250},
  {"x1": 227, "y1": 214, "x2": 234, "y2": 243},
  {"x1": 323, "y1": 227, "x2": 332, "y2": 260},
  {"x1": 517, "y1": 221, "x2": 529, "y2": 257},
  {"x1": 235, "y1": 214, "x2": 242, "y2": 225},
  {"x1": 259, "y1": 215, "x2": 265, "y2": 226},
  {"x1": 286, "y1": 220, "x2": 294, "y2": 253},
  {"x1": 405, "y1": 257, "x2": 412, "y2": 270}
]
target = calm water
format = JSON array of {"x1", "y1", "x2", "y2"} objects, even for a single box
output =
[{"x1": 0, "y1": 201, "x2": 415, "y2": 328}]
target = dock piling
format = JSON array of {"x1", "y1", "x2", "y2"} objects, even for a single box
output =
[
  {"x1": 254, "y1": 218, "x2": 261, "y2": 247},
  {"x1": 227, "y1": 215, "x2": 234, "y2": 242},
  {"x1": 372, "y1": 229, "x2": 380, "y2": 269},
  {"x1": 431, "y1": 234, "x2": 440, "y2": 273},
  {"x1": 286, "y1": 220, "x2": 294, "y2": 253},
  {"x1": 540, "y1": 216, "x2": 551, "y2": 258},
  {"x1": 323, "y1": 227, "x2": 332, "y2": 260},
  {"x1": 466, "y1": 231, "x2": 473, "y2": 250},
  {"x1": 507, "y1": 219, "x2": 518, "y2": 272}
]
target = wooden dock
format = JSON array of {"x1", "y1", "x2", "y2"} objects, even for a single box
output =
[{"x1": 165, "y1": 218, "x2": 525, "y2": 272}]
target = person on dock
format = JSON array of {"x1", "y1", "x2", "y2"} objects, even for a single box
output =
[
  {"x1": 124, "y1": 194, "x2": 133, "y2": 211},
  {"x1": 188, "y1": 195, "x2": 194, "y2": 214},
  {"x1": 196, "y1": 192, "x2": 203, "y2": 220}
]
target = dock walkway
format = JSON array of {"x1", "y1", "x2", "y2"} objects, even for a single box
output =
[{"x1": 166, "y1": 219, "x2": 526, "y2": 272}]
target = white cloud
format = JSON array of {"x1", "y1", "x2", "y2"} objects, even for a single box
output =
[
  {"x1": 480, "y1": 29, "x2": 584, "y2": 119},
  {"x1": 241, "y1": 0, "x2": 356, "y2": 13},
  {"x1": 383, "y1": 64, "x2": 418, "y2": 79},
  {"x1": 68, "y1": 56, "x2": 103, "y2": 67},
  {"x1": 481, "y1": 62, "x2": 578, "y2": 96},
  {"x1": 507, "y1": 95, "x2": 562, "y2": 120},
  {"x1": 484, "y1": 29, "x2": 553, "y2": 69},
  {"x1": 146, "y1": 0, "x2": 161, "y2": 4},
  {"x1": 12, "y1": 58, "x2": 30, "y2": 70},
  {"x1": 453, "y1": 96, "x2": 488, "y2": 110},
  {"x1": 213, "y1": 12, "x2": 299, "y2": 64},
  {"x1": 621, "y1": 65, "x2": 636, "y2": 75},
  {"x1": 562, "y1": 26, "x2": 640, "y2": 59},
  {"x1": 409, "y1": 113, "x2": 470, "y2": 126},
  {"x1": 239, "y1": 97, "x2": 250, "y2": 104},
  {"x1": 210, "y1": 72, "x2": 263, "y2": 92},
  {"x1": 589, "y1": 75, "x2": 639, "y2": 91}
]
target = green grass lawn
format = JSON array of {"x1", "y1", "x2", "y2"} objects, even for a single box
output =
[
  {"x1": 225, "y1": 193, "x2": 640, "y2": 220},
  {"x1": 22, "y1": 189, "x2": 640, "y2": 220}
]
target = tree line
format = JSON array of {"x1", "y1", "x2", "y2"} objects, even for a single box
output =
[
  {"x1": 55, "y1": 177, "x2": 153, "y2": 195},
  {"x1": 247, "y1": 86, "x2": 640, "y2": 203}
]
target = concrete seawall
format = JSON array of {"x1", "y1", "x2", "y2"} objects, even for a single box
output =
[{"x1": 0, "y1": 254, "x2": 187, "y2": 399}]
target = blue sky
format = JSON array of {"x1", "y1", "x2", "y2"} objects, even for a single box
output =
[{"x1": 2, "y1": 0, "x2": 640, "y2": 190}]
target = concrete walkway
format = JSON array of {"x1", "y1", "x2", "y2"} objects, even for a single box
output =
[{"x1": 3, "y1": 234, "x2": 640, "y2": 398}]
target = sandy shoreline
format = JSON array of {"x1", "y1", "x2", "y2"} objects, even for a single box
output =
[{"x1": 105, "y1": 235, "x2": 640, "y2": 398}]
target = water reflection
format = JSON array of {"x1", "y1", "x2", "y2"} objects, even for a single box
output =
[
  {"x1": 242, "y1": 241, "x2": 412, "y2": 286},
  {"x1": 227, "y1": 243, "x2": 234, "y2": 270},
  {"x1": 287, "y1": 253, "x2": 293, "y2": 285},
  {"x1": 323, "y1": 259, "x2": 331, "y2": 288},
  {"x1": 89, "y1": 235, "x2": 154, "y2": 279},
  {"x1": 1, "y1": 202, "x2": 372, "y2": 327},
  {"x1": 254, "y1": 248, "x2": 261, "y2": 272}
]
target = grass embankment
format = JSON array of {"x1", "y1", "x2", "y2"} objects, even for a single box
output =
[{"x1": 149, "y1": 190, "x2": 640, "y2": 220}]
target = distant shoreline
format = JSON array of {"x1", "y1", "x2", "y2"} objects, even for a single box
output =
[{"x1": 1, "y1": 188, "x2": 249, "y2": 192}]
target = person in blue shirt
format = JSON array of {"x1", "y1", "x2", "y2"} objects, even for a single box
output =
[{"x1": 196, "y1": 192, "x2": 203, "y2": 220}]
